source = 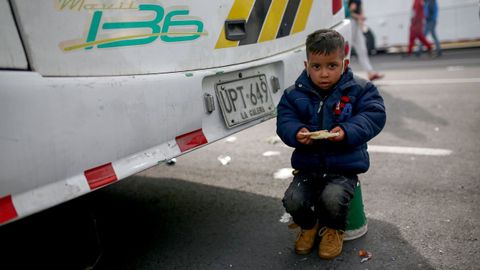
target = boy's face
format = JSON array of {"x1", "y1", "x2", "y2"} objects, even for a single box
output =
[{"x1": 304, "y1": 49, "x2": 348, "y2": 91}]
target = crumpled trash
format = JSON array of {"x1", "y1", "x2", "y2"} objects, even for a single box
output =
[
  {"x1": 217, "y1": 155, "x2": 231, "y2": 165},
  {"x1": 359, "y1": 249, "x2": 372, "y2": 263},
  {"x1": 279, "y1": 212, "x2": 291, "y2": 223},
  {"x1": 225, "y1": 136, "x2": 237, "y2": 143},
  {"x1": 166, "y1": 158, "x2": 177, "y2": 165}
]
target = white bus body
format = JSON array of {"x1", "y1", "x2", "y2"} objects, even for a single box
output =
[
  {"x1": 362, "y1": 0, "x2": 480, "y2": 52},
  {"x1": 0, "y1": 0, "x2": 351, "y2": 225}
]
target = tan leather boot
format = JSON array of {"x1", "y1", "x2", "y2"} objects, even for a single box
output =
[
  {"x1": 294, "y1": 222, "x2": 319, "y2": 255},
  {"x1": 318, "y1": 227, "x2": 344, "y2": 259}
]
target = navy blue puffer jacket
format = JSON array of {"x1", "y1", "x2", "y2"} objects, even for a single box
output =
[{"x1": 276, "y1": 67, "x2": 386, "y2": 174}]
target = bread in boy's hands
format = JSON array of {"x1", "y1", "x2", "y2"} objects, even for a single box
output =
[{"x1": 300, "y1": 130, "x2": 340, "y2": 140}]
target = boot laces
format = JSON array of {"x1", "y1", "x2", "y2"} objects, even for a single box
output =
[
  {"x1": 299, "y1": 229, "x2": 309, "y2": 239},
  {"x1": 320, "y1": 228, "x2": 342, "y2": 245},
  {"x1": 296, "y1": 228, "x2": 310, "y2": 241}
]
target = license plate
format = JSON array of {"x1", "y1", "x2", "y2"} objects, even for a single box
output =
[{"x1": 215, "y1": 74, "x2": 275, "y2": 128}]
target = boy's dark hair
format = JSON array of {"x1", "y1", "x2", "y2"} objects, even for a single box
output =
[{"x1": 306, "y1": 29, "x2": 345, "y2": 58}]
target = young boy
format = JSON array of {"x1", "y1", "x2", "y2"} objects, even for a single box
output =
[{"x1": 276, "y1": 29, "x2": 386, "y2": 259}]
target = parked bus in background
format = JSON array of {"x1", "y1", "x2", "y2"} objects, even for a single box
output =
[{"x1": 360, "y1": 0, "x2": 480, "y2": 53}]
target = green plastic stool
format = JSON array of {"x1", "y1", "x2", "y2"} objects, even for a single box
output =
[{"x1": 344, "y1": 181, "x2": 368, "y2": 241}]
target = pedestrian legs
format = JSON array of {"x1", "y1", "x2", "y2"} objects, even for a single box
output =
[{"x1": 351, "y1": 20, "x2": 373, "y2": 73}]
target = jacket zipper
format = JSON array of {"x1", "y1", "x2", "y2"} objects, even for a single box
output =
[
  {"x1": 302, "y1": 82, "x2": 329, "y2": 127},
  {"x1": 316, "y1": 95, "x2": 329, "y2": 170},
  {"x1": 317, "y1": 95, "x2": 329, "y2": 128}
]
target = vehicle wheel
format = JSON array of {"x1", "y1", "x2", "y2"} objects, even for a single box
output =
[{"x1": 363, "y1": 27, "x2": 376, "y2": 55}]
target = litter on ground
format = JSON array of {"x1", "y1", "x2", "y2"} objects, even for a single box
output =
[
  {"x1": 359, "y1": 249, "x2": 373, "y2": 263},
  {"x1": 217, "y1": 155, "x2": 231, "y2": 165}
]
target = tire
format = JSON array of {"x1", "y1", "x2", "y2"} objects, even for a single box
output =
[{"x1": 363, "y1": 26, "x2": 377, "y2": 55}]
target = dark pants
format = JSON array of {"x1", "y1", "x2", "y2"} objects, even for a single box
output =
[{"x1": 282, "y1": 171, "x2": 358, "y2": 231}]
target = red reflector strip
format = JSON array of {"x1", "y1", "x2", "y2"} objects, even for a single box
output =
[
  {"x1": 84, "y1": 163, "x2": 118, "y2": 190},
  {"x1": 332, "y1": 0, "x2": 342, "y2": 15},
  {"x1": 0, "y1": 195, "x2": 18, "y2": 224},
  {"x1": 176, "y1": 129, "x2": 208, "y2": 152}
]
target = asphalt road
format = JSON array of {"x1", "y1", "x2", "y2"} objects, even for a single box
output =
[{"x1": 1, "y1": 48, "x2": 479, "y2": 270}]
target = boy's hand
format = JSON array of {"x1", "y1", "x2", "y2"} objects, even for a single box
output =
[
  {"x1": 296, "y1": 127, "x2": 313, "y2": 145},
  {"x1": 328, "y1": 126, "x2": 345, "y2": 142}
]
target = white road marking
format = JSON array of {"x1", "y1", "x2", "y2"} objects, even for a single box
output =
[
  {"x1": 263, "y1": 151, "x2": 281, "y2": 157},
  {"x1": 376, "y1": 78, "x2": 480, "y2": 86},
  {"x1": 447, "y1": 66, "x2": 465, "y2": 72},
  {"x1": 369, "y1": 145, "x2": 452, "y2": 156},
  {"x1": 273, "y1": 168, "x2": 294, "y2": 179}
]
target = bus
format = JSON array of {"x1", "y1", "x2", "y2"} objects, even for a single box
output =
[
  {"x1": 361, "y1": 0, "x2": 480, "y2": 53},
  {"x1": 0, "y1": 0, "x2": 352, "y2": 225}
]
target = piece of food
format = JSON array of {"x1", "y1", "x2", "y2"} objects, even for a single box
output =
[
  {"x1": 300, "y1": 130, "x2": 340, "y2": 140},
  {"x1": 359, "y1": 249, "x2": 373, "y2": 263}
]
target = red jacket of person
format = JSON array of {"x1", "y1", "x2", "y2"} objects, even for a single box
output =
[{"x1": 411, "y1": 0, "x2": 425, "y2": 33}]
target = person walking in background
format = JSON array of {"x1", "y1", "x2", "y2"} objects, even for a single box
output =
[
  {"x1": 418, "y1": 0, "x2": 442, "y2": 57},
  {"x1": 407, "y1": 0, "x2": 432, "y2": 56},
  {"x1": 345, "y1": 0, "x2": 384, "y2": 81}
]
